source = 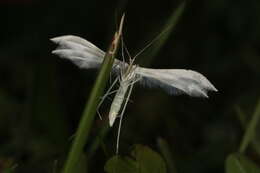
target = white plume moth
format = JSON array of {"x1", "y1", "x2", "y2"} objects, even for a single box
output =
[{"x1": 51, "y1": 33, "x2": 217, "y2": 153}]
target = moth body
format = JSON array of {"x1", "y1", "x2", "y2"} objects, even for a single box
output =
[
  {"x1": 109, "y1": 66, "x2": 138, "y2": 126},
  {"x1": 108, "y1": 82, "x2": 128, "y2": 126}
]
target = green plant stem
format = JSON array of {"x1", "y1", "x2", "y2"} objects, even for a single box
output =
[
  {"x1": 62, "y1": 15, "x2": 125, "y2": 173},
  {"x1": 87, "y1": 123, "x2": 110, "y2": 158},
  {"x1": 235, "y1": 106, "x2": 260, "y2": 155},
  {"x1": 239, "y1": 99, "x2": 260, "y2": 153},
  {"x1": 140, "y1": 1, "x2": 185, "y2": 66},
  {"x1": 62, "y1": 45, "x2": 114, "y2": 173}
]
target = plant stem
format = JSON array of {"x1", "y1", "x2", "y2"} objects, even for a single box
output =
[
  {"x1": 62, "y1": 15, "x2": 125, "y2": 173},
  {"x1": 239, "y1": 99, "x2": 260, "y2": 153},
  {"x1": 235, "y1": 106, "x2": 260, "y2": 155}
]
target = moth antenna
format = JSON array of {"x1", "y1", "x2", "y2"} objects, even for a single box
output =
[
  {"x1": 119, "y1": 36, "x2": 128, "y2": 77},
  {"x1": 132, "y1": 24, "x2": 173, "y2": 61},
  {"x1": 120, "y1": 36, "x2": 126, "y2": 66},
  {"x1": 122, "y1": 39, "x2": 132, "y2": 62},
  {"x1": 121, "y1": 38, "x2": 136, "y2": 73}
]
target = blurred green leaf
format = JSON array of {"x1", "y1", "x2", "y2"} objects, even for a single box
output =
[
  {"x1": 104, "y1": 156, "x2": 138, "y2": 173},
  {"x1": 131, "y1": 145, "x2": 167, "y2": 173},
  {"x1": 105, "y1": 144, "x2": 166, "y2": 173},
  {"x1": 226, "y1": 153, "x2": 260, "y2": 173},
  {"x1": 2, "y1": 164, "x2": 18, "y2": 173},
  {"x1": 157, "y1": 138, "x2": 178, "y2": 173}
]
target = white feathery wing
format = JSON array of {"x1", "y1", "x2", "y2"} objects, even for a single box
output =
[{"x1": 51, "y1": 35, "x2": 217, "y2": 97}]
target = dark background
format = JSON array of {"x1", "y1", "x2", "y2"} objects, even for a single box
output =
[{"x1": 1, "y1": 0, "x2": 260, "y2": 172}]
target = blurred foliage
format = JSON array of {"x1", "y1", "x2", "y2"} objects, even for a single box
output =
[
  {"x1": 1, "y1": 0, "x2": 260, "y2": 173},
  {"x1": 235, "y1": 106, "x2": 260, "y2": 156},
  {"x1": 157, "y1": 138, "x2": 178, "y2": 173},
  {"x1": 104, "y1": 145, "x2": 166, "y2": 173},
  {"x1": 226, "y1": 153, "x2": 260, "y2": 173},
  {"x1": 238, "y1": 99, "x2": 260, "y2": 154}
]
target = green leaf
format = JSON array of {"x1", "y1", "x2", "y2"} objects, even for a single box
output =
[
  {"x1": 104, "y1": 156, "x2": 138, "y2": 173},
  {"x1": 157, "y1": 138, "x2": 178, "y2": 173},
  {"x1": 131, "y1": 145, "x2": 167, "y2": 173},
  {"x1": 226, "y1": 153, "x2": 260, "y2": 173},
  {"x1": 105, "y1": 145, "x2": 166, "y2": 173}
]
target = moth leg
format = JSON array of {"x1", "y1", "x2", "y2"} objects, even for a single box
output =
[
  {"x1": 97, "y1": 90, "x2": 118, "y2": 119},
  {"x1": 119, "y1": 76, "x2": 140, "y2": 104},
  {"x1": 116, "y1": 82, "x2": 134, "y2": 154},
  {"x1": 97, "y1": 77, "x2": 119, "y2": 119}
]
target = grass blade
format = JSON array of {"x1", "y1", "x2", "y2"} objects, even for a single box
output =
[
  {"x1": 140, "y1": 1, "x2": 186, "y2": 66},
  {"x1": 62, "y1": 15, "x2": 125, "y2": 173},
  {"x1": 235, "y1": 106, "x2": 260, "y2": 155},
  {"x1": 239, "y1": 99, "x2": 260, "y2": 153}
]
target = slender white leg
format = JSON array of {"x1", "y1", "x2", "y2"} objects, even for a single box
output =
[
  {"x1": 97, "y1": 77, "x2": 119, "y2": 119},
  {"x1": 116, "y1": 82, "x2": 134, "y2": 154}
]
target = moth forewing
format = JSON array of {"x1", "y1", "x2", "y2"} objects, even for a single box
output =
[
  {"x1": 51, "y1": 36, "x2": 105, "y2": 57},
  {"x1": 136, "y1": 67, "x2": 217, "y2": 97},
  {"x1": 51, "y1": 35, "x2": 104, "y2": 53}
]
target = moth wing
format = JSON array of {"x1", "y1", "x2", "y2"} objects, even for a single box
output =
[
  {"x1": 136, "y1": 67, "x2": 217, "y2": 97},
  {"x1": 51, "y1": 35, "x2": 105, "y2": 69},
  {"x1": 50, "y1": 35, "x2": 127, "y2": 71},
  {"x1": 51, "y1": 35, "x2": 105, "y2": 57}
]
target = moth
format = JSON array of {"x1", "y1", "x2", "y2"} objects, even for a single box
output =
[
  {"x1": 51, "y1": 34, "x2": 218, "y2": 153},
  {"x1": 51, "y1": 34, "x2": 217, "y2": 118}
]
